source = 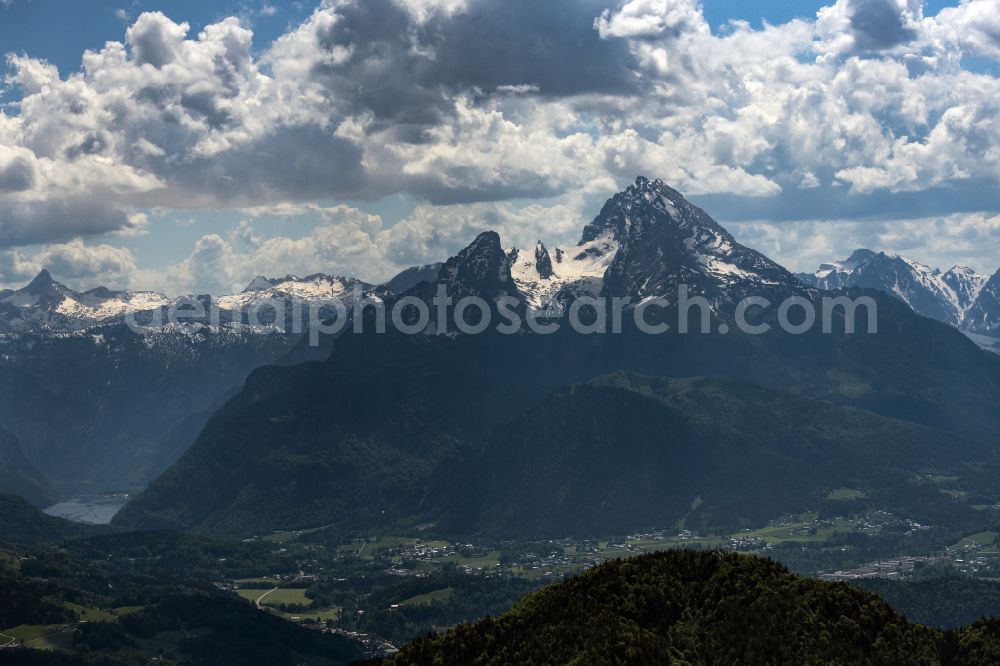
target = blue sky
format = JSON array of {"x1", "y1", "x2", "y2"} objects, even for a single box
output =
[
  {"x1": 0, "y1": 1, "x2": 304, "y2": 74},
  {"x1": 2, "y1": 0, "x2": 1000, "y2": 293}
]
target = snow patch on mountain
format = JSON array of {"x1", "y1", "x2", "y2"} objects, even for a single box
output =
[
  {"x1": 508, "y1": 235, "x2": 620, "y2": 309},
  {"x1": 54, "y1": 291, "x2": 172, "y2": 320},
  {"x1": 964, "y1": 270, "x2": 1000, "y2": 338},
  {"x1": 215, "y1": 274, "x2": 375, "y2": 311}
]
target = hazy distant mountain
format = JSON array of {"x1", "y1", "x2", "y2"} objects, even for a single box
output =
[
  {"x1": 216, "y1": 273, "x2": 377, "y2": 325},
  {"x1": 115, "y1": 178, "x2": 1000, "y2": 538},
  {"x1": 0, "y1": 270, "x2": 389, "y2": 493},
  {"x1": 0, "y1": 269, "x2": 383, "y2": 336},
  {"x1": 0, "y1": 428, "x2": 53, "y2": 507},
  {"x1": 798, "y1": 251, "x2": 993, "y2": 331},
  {"x1": 0, "y1": 269, "x2": 171, "y2": 334},
  {"x1": 382, "y1": 263, "x2": 444, "y2": 295},
  {"x1": 0, "y1": 323, "x2": 293, "y2": 494}
]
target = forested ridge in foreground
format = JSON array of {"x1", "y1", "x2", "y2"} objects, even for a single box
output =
[{"x1": 384, "y1": 551, "x2": 1000, "y2": 665}]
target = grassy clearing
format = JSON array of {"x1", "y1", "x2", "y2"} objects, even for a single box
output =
[
  {"x1": 734, "y1": 518, "x2": 850, "y2": 544},
  {"x1": 420, "y1": 540, "x2": 450, "y2": 550},
  {"x1": 825, "y1": 488, "x2": 867, "y2": 500},
  {"x1": 259, "y1": 588, "x2": 312, "y2": 607},
  {"x1": 2, "y1": 625, "x2": 75, "y2": 651},
  {"x1": 912, "y1": 474, "x2": 960, "y2": 486},
  {"x1": 65, "y1": 603, "x2": 143, "y2": 622},
  {"x1": 236, "y1": 586, "x2": 312, "y2": 609},
  {"x1": 235, "y1": 588, "x2": 270, "y2": 603},
  {"x1": 457, "y1": 551, "x2": 500, "y2": 569},
  {"x1": 400, "y1": 587, "x2": 454, "y2": 606},
  {"x1": 263, "y1": 531, "x2": 300, "y2": 544},
  {"x1": 271, "y1": 606, "x2": 341, "y2": 622},
  {"x1": 952, "y1": 531, "x2": 1000, "y2": 552}
]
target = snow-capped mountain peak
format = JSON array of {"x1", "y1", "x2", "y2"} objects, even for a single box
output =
[
  {"x1": 0, "y1": 269, "x2": 385, "y2": 336},
  {"x1": 23, "y1": 269, "x2": 62, "y2": 295},
  {"x1": 582, "y1": 176, "x2": 806, "y2": 308},
  {"x1": 943, "y1": 265, "x2": 989, "y2": 315},
  {"x1": 580, "y1": 176, "x2": 688, "y2": 244},
  {"x1": 0, "y1": 269, "x2": 172, "y2": 332},
  {"x1": 214, "y1": 274, "x2": 378, "y2": 318},
  {"x1": 800, "y1": 250, "x2": 993, "y2": 329},
  {"x1": 506, "y1": 177, "x2": 808, "y2": 313}
]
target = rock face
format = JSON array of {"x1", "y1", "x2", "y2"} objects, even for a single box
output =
[
  {"x1": 508, "y1": 176, "x2": 808, "y2": 315},
  {"x1": 586, "y1": 176, "x2": 807, "y2": 311},
  {"x1": 533, "y1": 242, "x2": 554, "y2": 279},
  {"x1": 964, "y1": 270, "x2": 1000, "y2": 337},
  {"x1": 944, "y1": 266, "x2": 989, "y2": 315},
  {"x1": 435, "y1": 231, "x2": 520, "y2": 301}
]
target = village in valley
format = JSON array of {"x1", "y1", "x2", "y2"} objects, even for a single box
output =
[{"x1": 203, "y1": 502, "x2": 1000, "y2": 654}]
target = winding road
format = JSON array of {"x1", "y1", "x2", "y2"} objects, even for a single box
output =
[
  {"x1": 255, "y1": 586, "x2": 280, "y2": 609},
  {"x1": 254, "y1": 570, "x2": 307, "y2": 610}
]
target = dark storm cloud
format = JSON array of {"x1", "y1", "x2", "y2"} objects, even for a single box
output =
[
  {"x1": 0, "y1": 150, "x2": 36, "y2": 194},
  {"x1": 848, "y1": 0, "x2": 918, "y2": 51},
  {"x1": 150, "y1": 125, "x2": 368, "y2": 207},
  {"x1": 431, "y1": 0, "x2": 639, "y2": 96},
  {"x1": 309, "y1": 0, "x2": 639, "y2": 128},
  {"x1": 0, "y1": 197, "x2": 136, "y2": 248}
]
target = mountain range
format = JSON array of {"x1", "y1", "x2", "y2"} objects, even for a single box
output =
[
  {"x1": 0, "y1": 269, "x2": 380, "y2": 335},
  {"x1": 0, "y1": 269, "x2": 171, "y2": 334},
  {"x1": 798, "y1": 249, "x2": 1000, "y2": 342},
  {"x1": 113, "y1": 178, "x2": 1000, "y2": 539},
  {"x1": 3, "y1": 179, "x2": 997, "y2": 346}
]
